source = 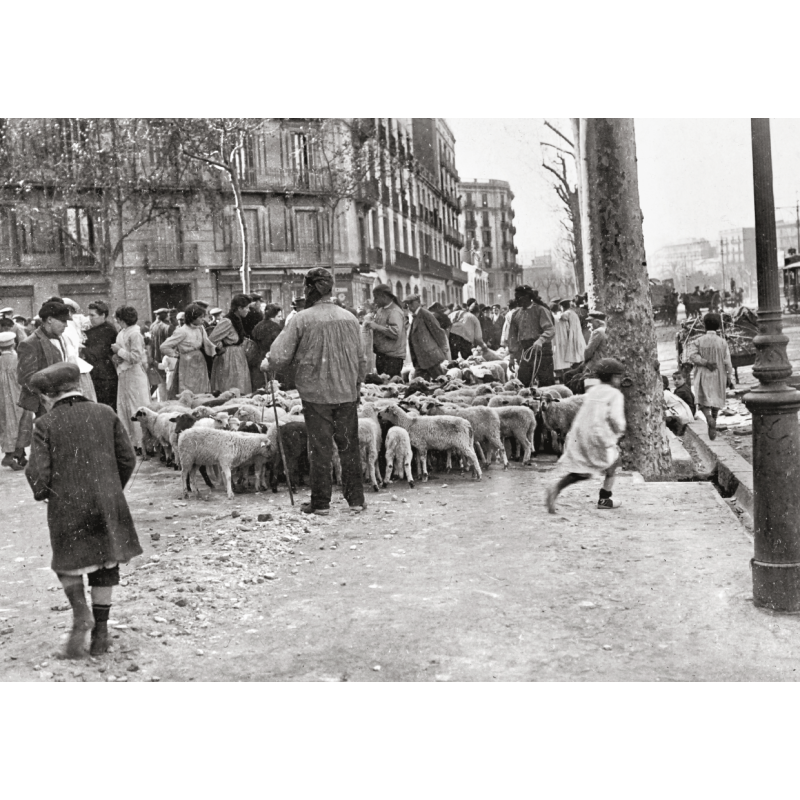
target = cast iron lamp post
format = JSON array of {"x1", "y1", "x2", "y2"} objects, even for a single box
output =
[{"x1": 745, "y1": 118, "x2": 800, "y2": 611}]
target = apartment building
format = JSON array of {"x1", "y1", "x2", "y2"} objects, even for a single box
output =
[
  {"x1": 0, "y1": 117, "x2": 466, "y2": 319},
  {"x1": 459, "y1": 178, "x2": 519, "y2": 306}
]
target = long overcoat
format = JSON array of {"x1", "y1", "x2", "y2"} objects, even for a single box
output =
[
  {"x1": 25, "y1": 395, "x2": 142, "y2": 573},
  {"x1": 408, "y1": 307, "x2": 450, "y2": 370},
  {"x1": 17, "y1": 329, "x2": 64, "y2": 414}
]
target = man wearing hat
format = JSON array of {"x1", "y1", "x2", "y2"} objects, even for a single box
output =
[
  {"x1": 0, "y1": 307, "x2": 26, "y2": 347},
  {"x1": 405, "y1": 295, "x2": 450, "y2": 380},
  {"x1": 25, "y1": 362, "x2": 142, "y2": 658},
  {"x1": 266, "y1": 267, "x2": 367, "y2": 516},
  {"x1": 0, "y1": 330, "x2": 25, "y2": 469},
  {"x1": 507, "y1": 285, "x2": 555, "y2": 387},
  {"x1": 17, "y1": 301, "x2": 70, "y2": 418},
  {"x1": 242, "y1": 293, "x2": 264, "y2": 339},
  {"x1": 149, "y1": 308, "x2": 171, "y2": 400},
  {"x1": 582, "y1": 311, "x2": 609, "y2": 389},
  {"x1": 366, "y1": 284, "x2": 407, "y2": 378},
  {"x1": 84, "y1": 301, "x2": 119, "y2": 410},
  {"x1": 285, "y1": 296, "x2": 305, "y2": 326}
]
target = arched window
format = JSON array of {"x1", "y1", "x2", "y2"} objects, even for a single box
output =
[
  {"x1": 422, "y1": 287, "x2": 428, "y2": 305},
  {"x1": 395, "y1": 281, "x2": 403, "y2": 299},
  {"x1": 405, "y1": 282, "x2": 411, "y2": 297}
]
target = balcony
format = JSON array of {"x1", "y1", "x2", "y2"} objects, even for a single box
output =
[
  {"x1": 390, "y1": 250, "x2": 420, "y2": 276},
  {"x1": 226, "y1": 244, "x2": 330, "y2": 269},
  {"x1": 358, "y1": 178, "x2": 380, "y2": 204},
  {"x1": 501, "y1": 220, "x2": 509, "y2": 231},
  {"x1": 141, "y1": 242, "x2": 200, "y2": 270},
  {"x1": 510, "y1": 225, "x2": 517, "y2": 236},
  {"x1": 421, "y1": 254, "x2": 452, "y2": 280},
  {"x1": 463, "y1": 197, "x2": 475, "y2": 210},
  {"x1": 367, "y1": 247, "x2": 384, "y2": 269},
  {"x1": 510, "y1": 209, "x2": 516, "y2": 219},
  {"x1": 401, "y1": 198, "x2": 409, "y2": 217},
  {"x1": 241, "y1": 167, "x2": 332, "y2": 193},
  {"x1": 452, "y1": 267, "x2": 469, "y2": 284}
]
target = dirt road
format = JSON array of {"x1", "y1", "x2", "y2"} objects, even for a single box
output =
[{"x1": 4, "y1": 446, "x2": 798, "y2": 682}]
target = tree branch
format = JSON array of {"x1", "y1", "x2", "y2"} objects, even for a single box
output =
[{"x1": 544, "y1": 120, "x2": 574, "y2": 148}]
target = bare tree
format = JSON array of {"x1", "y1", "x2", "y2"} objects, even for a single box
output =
[
  {"x1": 0, "y1": 118, "x2": 207, "y2": 277},
  {"x1": 541, "y1": 120, "x2": 584, "y2": 294},
  {"x1": 164, "y1": 118, "x2": 270, "y2": 294}
]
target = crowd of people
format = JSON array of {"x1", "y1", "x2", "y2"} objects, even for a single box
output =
[{"x1": 0, "y1": 271, "x2": 734, "y2": 660}]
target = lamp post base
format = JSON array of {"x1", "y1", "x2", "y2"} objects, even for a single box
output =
[{"x1": 744, "y1": 382, "x2": 800, "y2": 612}]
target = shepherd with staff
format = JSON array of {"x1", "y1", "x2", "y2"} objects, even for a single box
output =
[{"x1": 263, "y1": 268, "x2": 367, "y2": 517}]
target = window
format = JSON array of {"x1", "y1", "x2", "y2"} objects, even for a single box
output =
[
  {"x1": 482, "y1": 212, "x2": 490, "y2": 228},
  {"x1": 395, "y1": 281, "x2": 403, "y2": 298},
  {"x1": 295, "y1": 210, "x2": 320, "y2": 258},
  {"x1": 268, "y1": 206, "x2": 293, "y2": 251},
  {"x1": 291, "y1": 131, "x2": 311, "y2": 187},
  {"x1": 481, "y1": 193, "x2": 488, "y2": 208},
  {"x1": 213, "y1": 209, "x2": 233, "y2": 252},
  {"x1": 483, "y1": 230, "x2": 491, "y2": 246},
  {"x1": 466, "y1": 192, "x2": 472, "y2": 206},
  {"x1": 66, "y1": 207, "x2": 95, "y2": 256},
  {"x1": 0, "y1": 208, "x2": 15, "y2": 252},
  {"x1": 244, "y1": 209, "x2": 261, "y2": 263},
  {"x1": 484, "y1": 251, "x2": 492, "y2": 268},
  {"x1": 405, "y1": 282, "x2": 411, "y2": 297},
  {"x1": 19, "y1": 214, "x2": 60, "y2": 255}
]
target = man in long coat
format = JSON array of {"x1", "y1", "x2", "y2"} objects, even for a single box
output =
[
  {"x1": 405, "y1": 295, "x2": 450, "y2": 380},
  {"x1": 25, "y1": 362, "x2": 141, "y2": 658},
  {"x1": 83, "y1": 300, "x2": 119, "y2": 410}
]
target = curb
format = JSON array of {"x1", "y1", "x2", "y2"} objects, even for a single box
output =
[
  {"x1": 683, "y1": 419, "x2": 754, "y2": 526},
  {"x1": 667, "y1": 429, "x2": 694, "y2": 480}
]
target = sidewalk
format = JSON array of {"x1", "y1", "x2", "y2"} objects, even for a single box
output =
[{"x1": 2, "y1": 458, "x2": 794, "y2": 682}]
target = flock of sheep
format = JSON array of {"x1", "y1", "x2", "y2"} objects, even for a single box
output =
[{"x1": 130, "y1": 365, "x2": 588, "y2": 503}]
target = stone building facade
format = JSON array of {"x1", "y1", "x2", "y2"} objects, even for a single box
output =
[
  {"x1": 459, "y1": 178, "x2": 519, "y2": 306},
  {"x1": 0, "y1": 117, "x2": 466, "y2": 320}
]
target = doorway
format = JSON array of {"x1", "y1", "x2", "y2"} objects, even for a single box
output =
[{"x1": 149, "y1": 283, "x2": 192, "y2": 318}]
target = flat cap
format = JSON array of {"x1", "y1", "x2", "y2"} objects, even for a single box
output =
[
  {"x1": 29, "y1": 362, "x2": 80, "y2": 394},
  {"x1": 194, "y1": 300, "x2": 210, "y2": 309},
  {"x1": 0, "y1": 331, "x2": 16, "y2": 344},
  {"x1": 587, "y1": 311, "x2": 606, "y2": 321},
  {"x1": 209, "y1": 307, "x2": 222, "y2": 315},
  {"x1": 0, "y1": 307, "x2": 13, "y2": 315},
  {"x1": 154, "y1": 308, "x2": 169, "y2": 315}
]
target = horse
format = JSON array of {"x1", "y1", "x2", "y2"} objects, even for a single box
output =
[{"x1": 681, "y1": 290, "x2": 720, "y2": 318}]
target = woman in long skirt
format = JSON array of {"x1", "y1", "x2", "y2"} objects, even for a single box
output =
[
  {"x1": 209, "y1": 295, "x2": 252, "y2": 395},
  {"x1": 111, "y1": 305, "x2": 151, "y2": 453},
  {"x1": 159, "y1": 304, "x2": 217, "y2": 397},
  {"x1": 0, "y1": 332, "x2": 25, "y2": 469}
]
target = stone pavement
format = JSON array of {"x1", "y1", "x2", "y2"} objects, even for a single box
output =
[{"x1": 1, "y1": 455, "x2": 797, "y2": 681}]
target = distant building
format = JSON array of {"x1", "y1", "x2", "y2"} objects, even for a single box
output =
[
  {"x1": 651, "y1": 238, "x2": 715, "y2": 281},
  {"x1": 521, "y1": 251, "x2": 575, "y2": 302},
  {"x1": 460, "y1": 261, "x2": 488, "y2": 305},
  {"x1": 459, "y1": 178, "x2": 519, "y2": 306}
]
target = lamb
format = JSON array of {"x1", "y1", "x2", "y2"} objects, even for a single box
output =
[
  {"x1": 378, "y1": 404, "x2": 481, "y2": 482},
  {"x1": 178, "y1": 427, "x2": 272, "y2": 499},
  {"x1": 539, "y1": 394, "x2": 586, "y2": 454},
  {"x1": 382, "y1": 426, "x2": 414, "y2": 488},
  {"x1": 532, "y1": 384, "x2": 574, "y2": 401},
  {"x1": 494, "y1": 406, "x2": 537, "y2": 464},
  {"x1": 358, "y1": 402, "x2": 383, "y2": 493},
  {"x1": 168, "y1": 412, "x2": 230, "y2": 490}
]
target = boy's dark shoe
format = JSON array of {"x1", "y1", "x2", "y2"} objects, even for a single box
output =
[
  {"x1": 597, "y1": 497, "x2": 621, "y2": 509},
  {"x1": 2, "y1": 454, "x2": 23, "y2": 471}
]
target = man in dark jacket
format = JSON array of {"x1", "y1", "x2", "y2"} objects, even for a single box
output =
[
  {"x1": 83, "y1": 300, "x2": 119, "y2": 410},
  {"x1": 405, "y1": 295, "x2": 450, "y2": 380},
  {"x1": 428, "y1": 302, "x2": 452, "y2": 333},
  {"x1": 242, "y1": 293, "x2": 265, "y2": 338},
  {"x1": 507, "y1": 286, "x2": 555, "y2": 387},
  {"x1": 25, "y1": 362, "x2": 141, "y2": 658}
]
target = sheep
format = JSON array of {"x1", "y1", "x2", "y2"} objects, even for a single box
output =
[
  {"x1": 178, "y1": 427, "x2": 273, "y2": 499},
  {"x1": 358, "y1": 402, "x2": 383, "y2": 493},
  {"x1": 266, "y1": 420, "x2": 309, "y2": 493},
  {"x1": 168, "y1": 413, "x2": 228, "y2": 491},
  {"x1": 539, "y1": 394, "x2": 586, "y2": 454},
  {"x1": 487, "y1": 395, "x2": 526, "y2": 408},
  {"x1": 177, "y1": 388, "x2": 241, "y2": 409},
  {"x1": 132, "y1": 407, "x2": 181, "y2": 465},
  {"x1": 470, "y1": 396, "x2": 492, "y2": 407},
  {"x1": 382, "y1": 426, "x2": 414, "y2": 488},
  {"x1": 378, "y1": 404, "x2": 481, "y2": 482},
  {"x1": 494, "y1": 406, "x2": 537, "y2": 464},
  {"x1": 436, "y1": 403, "x2": 508, "y2": 469},
  {"x1": 532, "y1": 384, "x2": 574, "y2": 401},
  {"x1": 237, "y1": 404, "x2": 288, "y2": 426}
]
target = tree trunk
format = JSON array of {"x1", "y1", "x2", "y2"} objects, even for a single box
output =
[
  {"x1": 581, "y1": 118, "x2": 672, "y2": 480},
  {"x1": 569, "y1": 185, "x2": 585, "y2": 294},
  {"x1": 229, "y1": 167, "x2": 249, "y2": 295}
]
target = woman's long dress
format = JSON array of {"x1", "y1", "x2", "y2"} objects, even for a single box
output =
[
  {"x1": 159, "y1": 324, "x2": 216, "y2": 397},
  {"x1": 115, "y1": 325, "x2": 151, "y2": 448},
  {"x1": 209, "y1": 318, "x2": 251, "y2": 394},
  {"x1": 0, "y1": 350, "x2": 23, "y2": 453}
]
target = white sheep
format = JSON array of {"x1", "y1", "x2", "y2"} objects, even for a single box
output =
[
  {"x1": 379, "y1": 404, "x2": 481, "y2": 482},
  {"x1": 382, "y1": 426, "x2": 414, "y2": 488},
  {"x1": 178, "y1": 427, "x2": 273, "y2": 499},
  {"x1": 494, "y1": 406, "x2": 537, "y2": 464},
  {"x1": 437, "y1": 403, "x2": 508, "y2": 469},
  {"x1": 539, "y1": 394, "x2": 586, "y2": 454},
  {"x1": 358, "y1": 402, "x2": 383, "y2": 492},
  {"x1": 133, "y1": 406, "x2": 182, "y2": 465}
]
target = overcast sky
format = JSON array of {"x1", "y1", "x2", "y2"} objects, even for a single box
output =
[{"x1": 449, "y1": 119, "x2": 800, "y2": 262}]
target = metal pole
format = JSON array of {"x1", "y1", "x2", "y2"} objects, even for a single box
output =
[{"x1": 744, "y1": 118, "x2": 800, "y2": 611}]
